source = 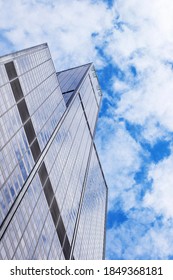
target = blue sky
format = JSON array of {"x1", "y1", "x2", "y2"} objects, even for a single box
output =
[{"x1": 1, "y1": 0, "x2": 173, "y2": 259}]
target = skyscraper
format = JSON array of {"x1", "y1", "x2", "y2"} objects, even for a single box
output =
[{"x1": 0, "y1": 43, "x2": 107, "y2": 260}]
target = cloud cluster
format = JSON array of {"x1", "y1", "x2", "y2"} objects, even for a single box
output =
[
  {"x1": 106, "y1": 0, "x2": 173, "y2": 133},
  {"x1": 96, "y1": 120, "x2": 141, "y2": 210},
  {"x1": 98, "y1": 0, "x2": 173, "y2": 259},
  {"x1": 107, "y1": 211, "x2": 173, "y2": 259},
  {"x1": 0, "y1": 0, "x2": 114, "y2": 69},
  {"x1": 144, "y1": 153, "x2": 173, "y2": 218}
]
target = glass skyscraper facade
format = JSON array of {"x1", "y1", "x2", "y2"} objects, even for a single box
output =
[{"x1": 0, "y1": 43, "x2": 107, "y2": 260}]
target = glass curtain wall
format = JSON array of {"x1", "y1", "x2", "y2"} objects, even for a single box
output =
[{"x1": 0, "y1": 44, "x2": 107, "y2": 260}]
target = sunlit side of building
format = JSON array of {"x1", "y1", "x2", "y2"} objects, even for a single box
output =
[{"x1": 0, "y1": 44, "x2": 107, "y2": 260}]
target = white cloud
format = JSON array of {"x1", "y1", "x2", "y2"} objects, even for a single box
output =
[
  {"x1": 100, "y1": 0, "x2": 173, "y2": 259},
  {"x1": 103, "y1": 0, "x2": 173, "y2": 137},
  {"x1": 115, "y1": 62, "x2": 173, "y2": 132},
  {"x1": 142, "y1": 118, "x2": 169, "y2": 145},
  {"x1": 113, "y1": 0, "x2": 173, "y2": 61},
  {"x1": 113, "y1": 79, "x2": 129, "y2": 93},
  {"x1": 144, "y1": 153, "x2": 173, "y2": 218},
  {"x1": 0, "y1": 0, "x2": 114, "y2": 69},
  {"x1": 107, "y1": 209, "x2": 173, "y2": 259},
  {"x1": 96, "y1": 120, "x2": 141, "y2": 210}
]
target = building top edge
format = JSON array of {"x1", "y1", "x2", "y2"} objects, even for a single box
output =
[
  {"x1": 0, "y1": 43, "x2": 48, "y2": 64},
  {"x1": 56, "y1": 62, "x2": 93, "y2": 75}
]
